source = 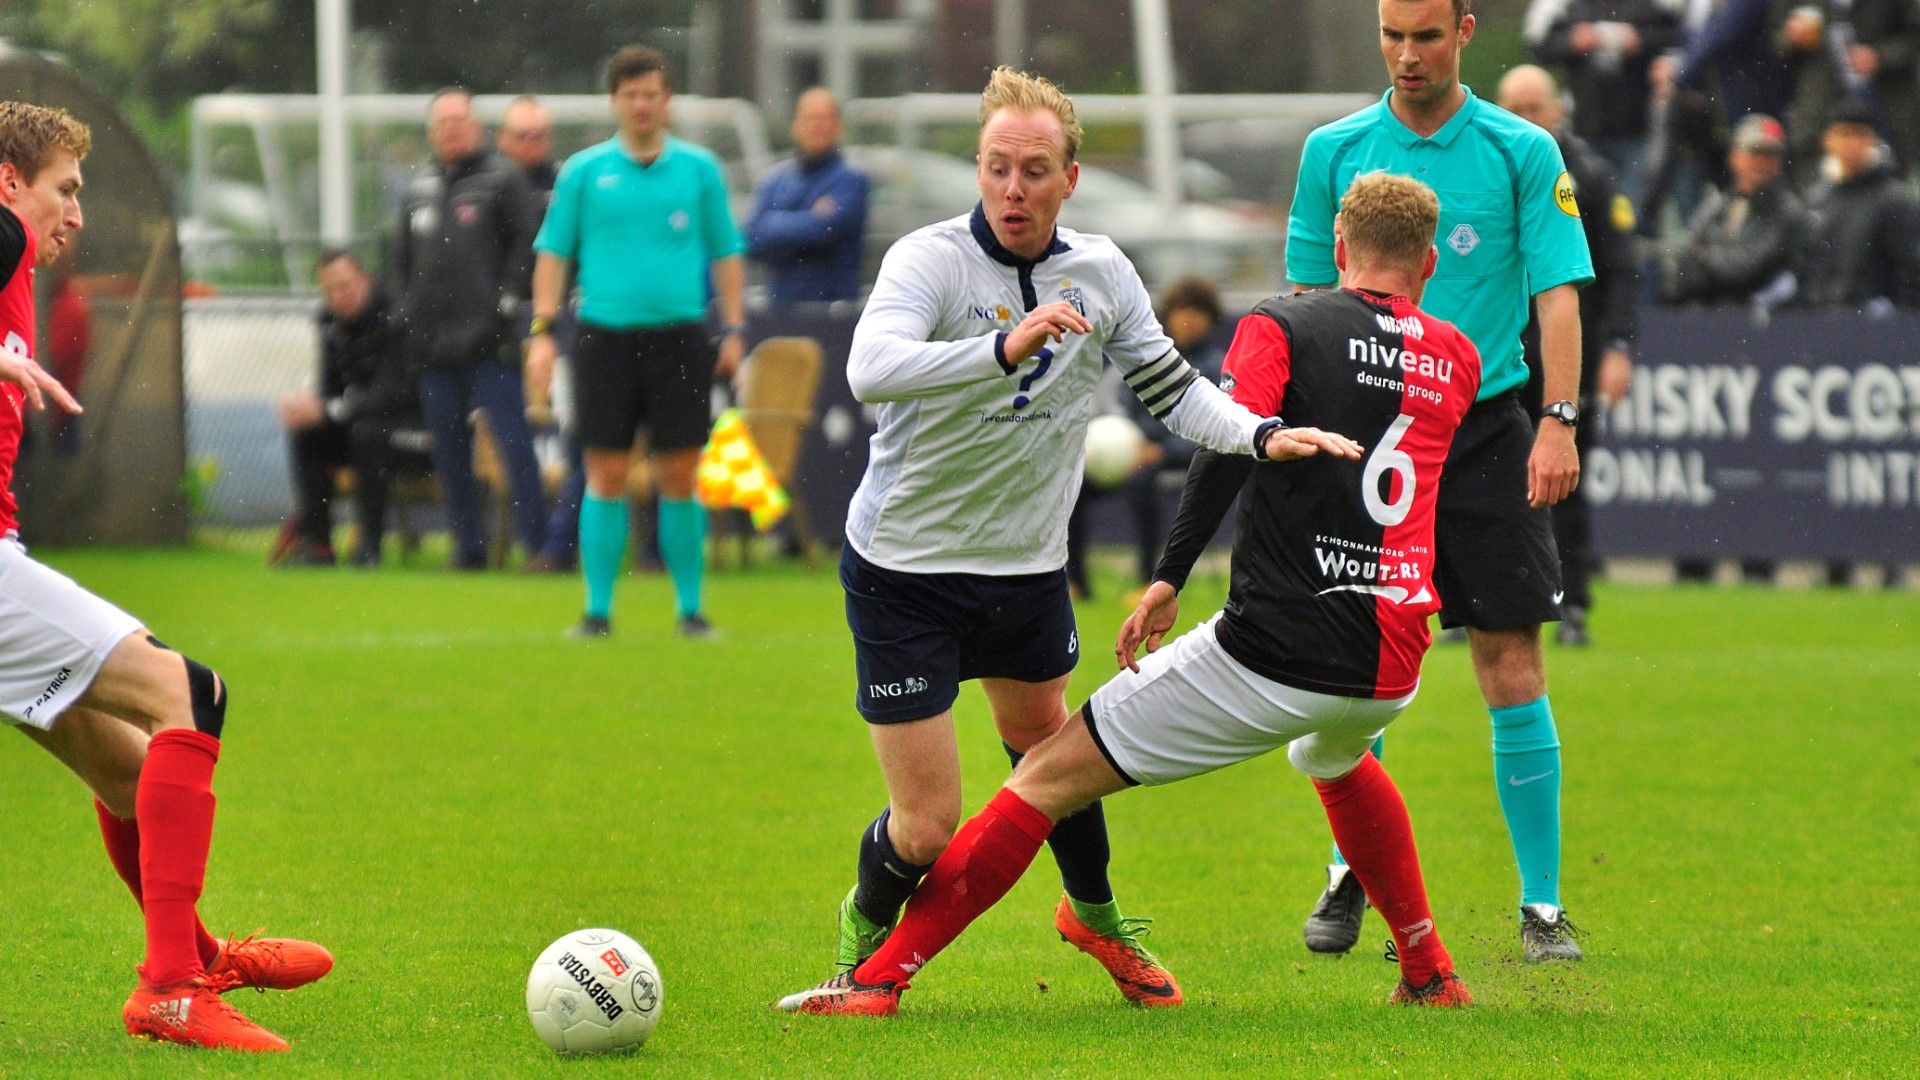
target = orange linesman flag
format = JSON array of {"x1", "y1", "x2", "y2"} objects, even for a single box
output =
[{"x1": 697, "y1": 408, "x2": 790, "y2": 531}]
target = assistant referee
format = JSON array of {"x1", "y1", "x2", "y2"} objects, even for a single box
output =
[{"x1": 526, "y1": 45, "x2": 747, "y2": 639}]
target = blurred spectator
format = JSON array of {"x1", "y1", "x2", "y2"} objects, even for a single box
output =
[
  {"x1": 745, "y1": 88, "x2": 870, "y2": 306},
  {"x1": 1644, "y1": 0, "x2": 1793, "y2": 232},
  {"x1": 1772, "y1": 0, "x2": 1920, "y2": 185},
  {"x1": 496, "y1": 95, "x2": 558, "y2": 196},
  {"x1": 274, "y1": 249, "x2": 428, "y2": 568},
  {"x1": 393, "y1": 88, "x2": 549, "y2": 570},
  {"x1": 1500, "y1": 66, "x2": 1638, "y2": 646},
  {"x1": 1665, "y1": 114, "x2": 1809, "y2": 306},
  {"x1": 1064, "y1": 276, "x2": 1229, "y2": 601},
  {"x1": 494, "y1": 95, "x2": 591, "y2": 576},
  {"x1": 1525, "y1": 0, "x2": 1682, "y2": 202},
  {"x1": 1795, "y1": 98, "x2": 1920, "y2": 311},
  {"x1": 1663, "y1": 0, "x2": 1794, "y2": 122}
]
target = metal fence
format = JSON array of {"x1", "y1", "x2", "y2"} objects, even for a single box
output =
[{"x1": 184, "y1": 297, "x2": 316, "y2": 527}]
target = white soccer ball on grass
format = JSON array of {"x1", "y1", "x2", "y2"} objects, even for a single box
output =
[
  {"x1": 526, "y1": 928, "x2": 662, "y2": 1054},
  {"x1": 1083, "y1": 414, "x2": 1147, "y2": 489}
]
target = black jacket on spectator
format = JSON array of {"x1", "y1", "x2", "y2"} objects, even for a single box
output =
[
  {"x1": 1525, "y1": 131, "x2": 1638, "y2": 395},
  {"x1": 1528, "y1": 0, "x2": 1682, "y2": 142},
  {"x1": 319, "y1": 285, "x2": 419, "y2": 424},
  {"x1": 392, "y1": 149, "x2": 541, "y2": 368},
  {"x1": 1668, "y1": 178, "x2": 1808, "y2": 305},
  {"x1": 1674, "y1": 0, "x2": 1795, "y2": 122},
  {"x1": 1797, "y1": 157, "x2": 1920, "y2": 309}
]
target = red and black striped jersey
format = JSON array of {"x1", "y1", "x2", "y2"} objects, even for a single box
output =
[
  {"x1": 1155, "y1": 288, "x2": 1481, "y2": 699},
  {"x1": 0, "y1": 204, "x2": 36, "y2": 536}
]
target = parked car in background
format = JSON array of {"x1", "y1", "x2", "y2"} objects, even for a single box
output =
[{"x1": 838, "y1": 145, "x2": 1287, "y2": 296}]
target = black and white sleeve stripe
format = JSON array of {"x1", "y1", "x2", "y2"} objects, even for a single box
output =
[{"x1": 1120, "y1": 348, "x2": 1200, "y2": 420}]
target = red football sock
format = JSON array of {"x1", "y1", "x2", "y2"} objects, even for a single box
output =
[
  {"x1": 94, "y1": 800, "x2": 222, "y2": 968},
  {"x1": 136, "y1": 729, "x2": 221, "y2": 986},
  {"x1": 1315, "y1": 754, "x2": 1450, "y2": 986},
  {"x1": 855, "y1": 788, "x2": 1054, "y2": 987}
]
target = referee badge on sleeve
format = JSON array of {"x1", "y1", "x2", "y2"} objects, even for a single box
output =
[{"x1": 1554, "y1": 172, "x2": 1580, "y2": 218}]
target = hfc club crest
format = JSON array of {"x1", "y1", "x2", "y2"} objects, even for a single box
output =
[{"x1": 1061, "y1": 282, "x2": 1087, "y2": 316}]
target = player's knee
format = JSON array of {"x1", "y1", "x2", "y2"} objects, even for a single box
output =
[
  {"x1": 182, "y1": 657, "x2": 228, "y2": 739},
  {"x1": 889, "y1": 811, "x2": 958, "y2": 866},
  {"x1": 1288, "y1": 736, "x2": 1363, "y2": 781}
]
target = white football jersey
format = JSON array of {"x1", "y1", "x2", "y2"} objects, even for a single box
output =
[{"x1": 845, "y1": 210, "x2": 1269, "y2": 575}]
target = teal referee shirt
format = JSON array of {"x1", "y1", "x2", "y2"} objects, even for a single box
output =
[
  {"x1": 1286, "y1": 87, "x2": 1594, "y2": 400},
  {"x1": 535, "y1": 135, "x2": 746, "y2": 330}
]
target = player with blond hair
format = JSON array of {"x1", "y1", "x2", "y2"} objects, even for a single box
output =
[
  {"x1": 781, "y1": 172, "x2": 1479, "y2": 1015},
  {"x1": 810, "y1": 66, "x2": 1354, "y2": 1007},
  {"x1": 0, "y1": 101, "x2": 330, "y2": 1052}
]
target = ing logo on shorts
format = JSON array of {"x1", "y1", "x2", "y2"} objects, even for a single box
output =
[{"x1": 868, "y1": 676, "x2": 929, "y2": 699}]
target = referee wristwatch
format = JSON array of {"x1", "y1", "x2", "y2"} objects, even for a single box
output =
[{"x1": 1541, "y1": 399, "x2": 1580, "y2": 428}]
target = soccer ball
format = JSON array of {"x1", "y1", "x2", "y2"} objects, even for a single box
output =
[
  {"x1": 525, "y1": 928, "x2": 662, "y2": 1054},
  {"x1": 1083, "y1": 414, "x2": 1147, "y2": 488}
]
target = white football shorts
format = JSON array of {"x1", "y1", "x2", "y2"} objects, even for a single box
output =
[
  {"x1": 0, "y1": 538, "x2": 143, "y2": 730},
  {"x1": 1086, "y1": 612, "x2": 1416, "y2": 786}
]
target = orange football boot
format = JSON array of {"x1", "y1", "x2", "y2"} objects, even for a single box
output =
[
  {"x1": 1389, "y1": 968, "x2": 1473, "y2": 1007},
  {"x1": 1054, "y1": 895, "x2": 1183, "y2": 1007},
  {"x1": 124, "y1": 970, "x2": 290, "y2": 1052},
  {"x1": 208, "y1": 932, "x2": 334, "y2": 992},
  {"x1": 776, "y1": 971, "x2": 904, "y2": 1016}
]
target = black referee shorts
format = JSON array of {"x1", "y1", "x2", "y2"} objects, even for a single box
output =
[
  {"x1": 841, "y1": 546, "x2": 1081, "y2": 725},
  {"x1": 571, "y1": 321, "x2": 714, "y2": 453},
  {"x1": 1432, "y1": 391, "x2": 1564, "y2": 631}
]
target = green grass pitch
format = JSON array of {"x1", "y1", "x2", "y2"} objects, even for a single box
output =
[{"x1": 0, "y1": 538, "x2": 1914, "y2": 1076}]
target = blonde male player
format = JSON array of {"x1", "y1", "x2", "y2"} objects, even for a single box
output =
[
  {"x1": 783, "y1": 172, "x2": 1478, "y2": 1016},
  {"x1": 816, "y1": 66, "x2": 1353, "y2": 1007},
  {"x1": 0, "y1": 102, "x2": 330, "y2": 1052}
]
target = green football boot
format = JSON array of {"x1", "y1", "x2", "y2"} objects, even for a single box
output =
[{"x1": 836, "y1": 886, "x2": 891, "y2": 974}]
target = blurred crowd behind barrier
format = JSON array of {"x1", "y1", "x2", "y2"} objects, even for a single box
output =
[{"x1": 182, "y1": 299, "x2": 1920, "y2": 575}]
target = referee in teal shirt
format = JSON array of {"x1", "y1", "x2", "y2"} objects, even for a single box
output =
[
  {"x1": 1286, "y1": 0, "x2": 1594, "y2": 965},
  {"x1": 527, "y1": 45, "x2": 747, "y2": 640}
]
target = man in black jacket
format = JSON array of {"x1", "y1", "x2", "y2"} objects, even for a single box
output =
[
  {"x1": 1500, "y1": 65, "x2": 1636, "y2": 646},
  {"x1": 1797, "y1": 98, "x2": 1920, "y2": 311},
  {"x1": 276, "y1": 249, "x2": 428, "y2": 567},
  {"x1": 1667, "y1": 113, "x2": 1808, "y2": 306},
  {"x1": 394, "y1": 88, "x2": 548, "y2": 569},
  {"x1": 1526, "y1": 0, "x2": 1681, "y2": 202}
]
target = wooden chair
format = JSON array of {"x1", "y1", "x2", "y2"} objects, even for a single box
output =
[{"x1": 730, "y1": 336, "x2": 824, "y2": 565}]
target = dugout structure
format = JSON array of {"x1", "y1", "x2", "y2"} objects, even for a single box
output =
[{"x1": 1, "y1": 45, "x2": 186, "y2": 545}]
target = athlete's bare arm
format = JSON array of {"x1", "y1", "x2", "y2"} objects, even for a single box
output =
[
  {"x1": 524, "y1": 250, "x2": 571, "y2": 398},
  {"x1": 1529, "y1": 282, "x2": 1582, "y2": 508}
]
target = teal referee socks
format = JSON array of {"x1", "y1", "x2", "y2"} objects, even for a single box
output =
[{"x1": 1490, "y1": 695, "x2": 1563, "y2": 909}]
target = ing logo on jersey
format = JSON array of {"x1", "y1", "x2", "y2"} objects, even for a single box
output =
[
  {"x1": 1554, "y1": 171, "x2": 1580, "y2": 218},
  {"x1": 1447, "y1": 224, "x2": 1479, "y2": 257},
  {"x1": 971, "y1": 304, "x2": 1014, "y2": 322}
]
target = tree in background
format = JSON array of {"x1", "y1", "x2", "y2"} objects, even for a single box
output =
[{"x1": 1, "y1": 0, "x2": 311, "y2": 170}]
